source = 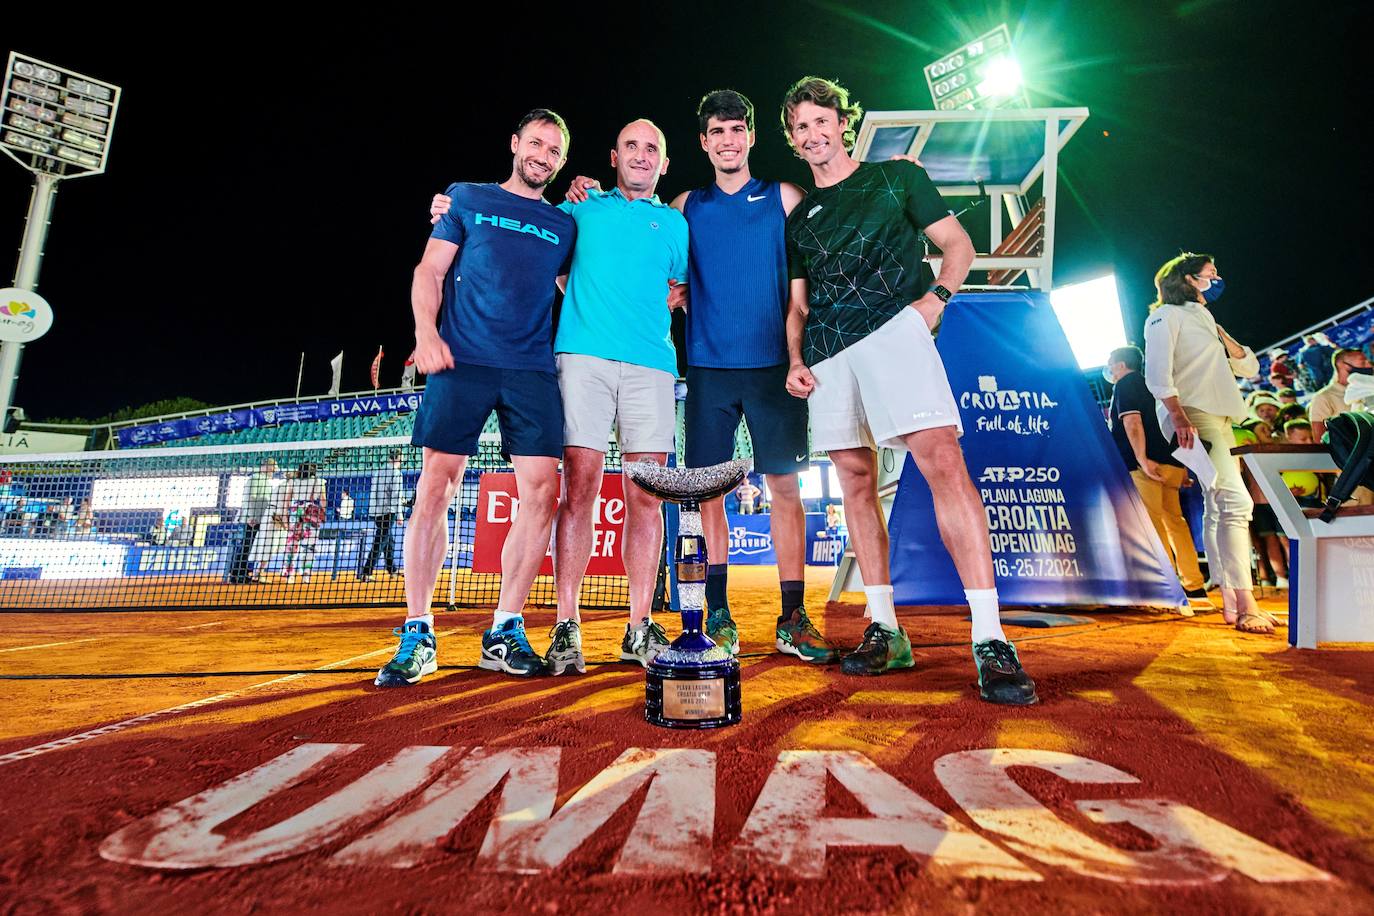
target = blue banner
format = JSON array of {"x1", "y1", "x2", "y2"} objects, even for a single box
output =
[
  {"x1": 726, "y1": 513, "x2": 833, "y2": 566},
  {"x1": 117, "y1": 393, "x2": 425, "y2": 447},
  {"x1": 889, "y1": 291, "x2": 1186, "y2": 608},
  {"x1": 124, "y1": 545, "x2": 229, "y2": 577}
]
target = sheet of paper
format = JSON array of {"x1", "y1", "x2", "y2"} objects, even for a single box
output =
[{"x1": 1173, "y1": 439, "x2": 1218, "y2": 490}]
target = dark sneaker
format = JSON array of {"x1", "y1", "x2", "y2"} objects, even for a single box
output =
[
  {"x1": 840, "y1": 622, "x2": 914, "y2": 676},
  {"x1": 478, "y1": 617, "x2": 547, "y2": 676},
  {"x1": 706, "y1": 607, "x2": 739, "y2": 656},
  {"x1": 374, "y1": 619, "x2": 437, "y2": 687},
  {"x1": 776, "y1": 606, "x2": 841, "y2": 664},
  {"x1": 620, "y1": 617, "x2": 670, "y2": 668},
  {"x1": 972, "y1": 639, "x2": 1038, "y2": 705},
  {"x1": 545, "y1": 619, "x2": 586, "y2": 675}
]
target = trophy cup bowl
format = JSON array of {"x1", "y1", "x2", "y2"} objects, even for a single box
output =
[{"x1": 623, "y1": 458, "x2": 750, "y2": 729}]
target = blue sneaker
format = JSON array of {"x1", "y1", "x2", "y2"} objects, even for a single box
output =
[
  {"x1": 479, "y1": 617, "x2": 547, "y2": 676},
  {"x1": 374, "y1": 619, "x2": 437, "y2": 687},
  {"x1": 972, "y1": 639, "x2": 1038, "y2": 705}
]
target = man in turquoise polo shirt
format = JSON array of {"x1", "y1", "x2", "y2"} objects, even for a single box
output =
[
  {"x1": 552, "y1": 119, "x2": 687, "y2": 673},
  {"x1": 431, "y1": 118, "x2": 687, "y2": 675}
]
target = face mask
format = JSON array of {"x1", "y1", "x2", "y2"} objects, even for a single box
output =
[
  {"x1": 1348, "y1": 366, "x2": 1374, "y2": 377},
  {"x1": 1200, "y1": 275, "x2": 1225, "y2": 303},
  {"x1": 1102, "y1": 366, "x2": 1116, "y2": 384}
]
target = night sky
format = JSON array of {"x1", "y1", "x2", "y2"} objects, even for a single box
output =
[{"x1": 2, "y1": 1, "x2": 1362, "y2": 421}]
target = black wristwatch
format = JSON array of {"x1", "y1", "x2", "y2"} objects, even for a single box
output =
[{"x1": 929, "y1": 284, "x2": 953, "y2": 304}]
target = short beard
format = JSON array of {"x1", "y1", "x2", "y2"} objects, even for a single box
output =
[
  {"x1": 518, "y1": 161, "x2": 554, "y2": 189},
  {"x1": 715, "y1": 161, "x2": 744, "y2": 175}
]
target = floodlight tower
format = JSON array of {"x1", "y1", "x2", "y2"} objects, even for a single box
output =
[
  {"x1": 922, "y1": 24, "x2": 1028, "y2": 112},
  {"x1": 0, "y1": 51, "x2": 122, "y2": 421}
]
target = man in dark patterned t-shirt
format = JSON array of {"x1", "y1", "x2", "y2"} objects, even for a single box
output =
[{"x1": 781, "y1": 76, "x2": 1037, "y2": 704}]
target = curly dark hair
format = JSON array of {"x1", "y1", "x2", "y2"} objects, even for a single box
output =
[{"x1": 697, "y1": 89, "x2": 753, "y2": 134}]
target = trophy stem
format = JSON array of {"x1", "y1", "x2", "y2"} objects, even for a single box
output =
[{"x1": 674, "y1": 505, "x2": 710, "y2": 648}]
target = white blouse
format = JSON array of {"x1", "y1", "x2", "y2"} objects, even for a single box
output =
[{"x1": 1143, "y1": 301, "x2": 1258, "y2": 423}]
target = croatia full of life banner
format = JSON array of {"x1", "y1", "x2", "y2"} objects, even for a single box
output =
[{"x1": 889, "y1": 291, "x2": 1187, "y2": 608}]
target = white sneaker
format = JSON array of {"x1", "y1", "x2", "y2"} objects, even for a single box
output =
[
  {"x1": 619, "y1": 617, "x2": 670, "y2": 668},
  {"x1": 545, "y1": 619, "x2": 586, "y2": 675}
]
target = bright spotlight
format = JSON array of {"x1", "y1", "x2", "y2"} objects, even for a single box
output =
[
  {"x1": 1049, "y1": 274, "x2": 1129, "y2": 370},
  {"x1": 979, "y1": 56, "x2": 1023, "y2": 98}
]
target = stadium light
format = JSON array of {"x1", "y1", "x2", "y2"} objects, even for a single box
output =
[
  {"x1": 978, "y1": 56, "x2": 1024, "y2": 99},
  {"x1": 0, "y1": 51, "x2": 122, "y2": 422},
  {"x1": 924, "y1": 24, "x2": 1028, "y2": 111},
  {"x1": 1049, "y1": 274, "x2": 1129, "y2": 370}
]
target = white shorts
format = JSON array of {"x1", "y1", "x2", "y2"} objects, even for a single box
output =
[
  {"x1": 556, "y1": 353, "x2": 676, "y2": 454},
  {"x1": 807, "y1": 307, "x2": 962, "y2": 452}
]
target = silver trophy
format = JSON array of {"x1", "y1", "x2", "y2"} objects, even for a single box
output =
[{"x1": 623, "y1": 458, "x2": 750, "y2": 729}]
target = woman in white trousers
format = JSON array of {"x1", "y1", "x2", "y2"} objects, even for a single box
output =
[{"x1": 1143, "y1": 252, "x2": 1275, "y2": 634}]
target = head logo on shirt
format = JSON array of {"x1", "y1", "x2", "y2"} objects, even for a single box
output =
[{"x1": 475, "y1": 213, "x2": 560, "y2": 245}]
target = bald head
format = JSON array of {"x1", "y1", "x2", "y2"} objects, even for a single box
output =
[
  {"x1": 612, "y1": 118, "x2": 669, "y2": 197},
  {"x1": 618, "y1": 118, "x2": 666, "y2": 152}
]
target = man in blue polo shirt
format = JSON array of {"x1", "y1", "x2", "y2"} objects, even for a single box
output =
[{"x1": 375, "y1": 109, "x2": 575, "y2": 688}]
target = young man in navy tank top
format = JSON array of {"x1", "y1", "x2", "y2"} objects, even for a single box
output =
[{"x1": 669, "y1": 90, "x2": 840, "y2": 663}]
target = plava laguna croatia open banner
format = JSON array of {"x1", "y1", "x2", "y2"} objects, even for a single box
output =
[{"x1": 889, "y1": 291, "x2": 1186, "y2": 608}]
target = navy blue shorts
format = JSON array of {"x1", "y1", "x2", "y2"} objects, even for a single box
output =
[
  {"x1": 411, "y1": 362, "x2": 563, "y2": 458},
  {"x1": 684, "y1": 364, "x2": 810, "y2": 474}
]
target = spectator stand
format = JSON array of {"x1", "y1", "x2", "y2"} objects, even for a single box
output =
[{"x1": 1255, "y1": 295, "x2": 1374, "y2": 391}]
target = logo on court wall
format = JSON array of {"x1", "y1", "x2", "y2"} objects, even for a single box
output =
[
  {"x1": 729, "y1": 526, "x2": 772, "y2": 556},
  {"x1": 473, "y1": 473, "x2": 625, "y2": 576}
]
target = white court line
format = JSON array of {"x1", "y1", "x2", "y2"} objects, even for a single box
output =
[
  {"x1": 0, "y1": 637, "x2": 101, "y2": 654},
  {"x1": 0, "y1": 630, "x2": 460, "y2": 768}
]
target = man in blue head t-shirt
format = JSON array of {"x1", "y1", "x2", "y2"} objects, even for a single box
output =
[
  {"x1": 430, "y1": 119, "x2": 688, "y2": 678},
  {"x1": 375, "y1": 109, "x2": 576, "y2": 689}
]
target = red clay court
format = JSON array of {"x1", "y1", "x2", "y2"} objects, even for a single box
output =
[{"x1": 2, "y1": 567, "x2": 1372, "y2": 914}]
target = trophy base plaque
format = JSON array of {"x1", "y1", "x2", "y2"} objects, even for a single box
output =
[{"x1": 644, "y1": 634, "x2": 741, "y2": 729}]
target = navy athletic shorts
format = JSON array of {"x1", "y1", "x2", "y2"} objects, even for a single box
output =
[
  {"x1": 411, "y1": 362, "x2": 562, "y2": 458},
  {"x1": 684, "y1": 364, "x2": 810, "y2": 474}
]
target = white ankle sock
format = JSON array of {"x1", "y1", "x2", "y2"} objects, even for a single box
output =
[
  {"x1": 966, "y1": 588, "x2": 1005, "y2": 643},
  {"x1": 407, "y1": 613, "x2": 435, "y2": 631},
  {"x1": 493, "y1": 610, "x2": 522, "y2": 629},
  {"x1": 863, "y1": 585, "x2": 898, "y2": 628}
]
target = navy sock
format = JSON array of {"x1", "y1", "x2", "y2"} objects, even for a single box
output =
[
  {"x1": 779, "y1": 580, "x2": 805, "y2": 623},
  {"x1": 705, "y1": 564, "x2": 729, "y2": 611}
]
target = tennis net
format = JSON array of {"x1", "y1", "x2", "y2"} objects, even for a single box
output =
[{"x1": 0, "y1": 435, "x2": 631, "y2": 612}]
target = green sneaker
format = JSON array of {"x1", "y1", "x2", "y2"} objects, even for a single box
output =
[
  {"x1": 776, "y1": 606, "x2": 840, "y2": 664},
  {"x1": 840, "y1": 622, "x2": 914, "y2": 676},
  {"x1": 706, "y1": 607, "x2": 739, "y2": 655},
  {"x1": 972, "y1": 639, "x2": 1038, "y2": 705}
]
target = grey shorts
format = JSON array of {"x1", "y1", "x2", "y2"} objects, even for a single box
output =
[{"x1": 556, "y1": 353, "x2": 677, "y2": 454}]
